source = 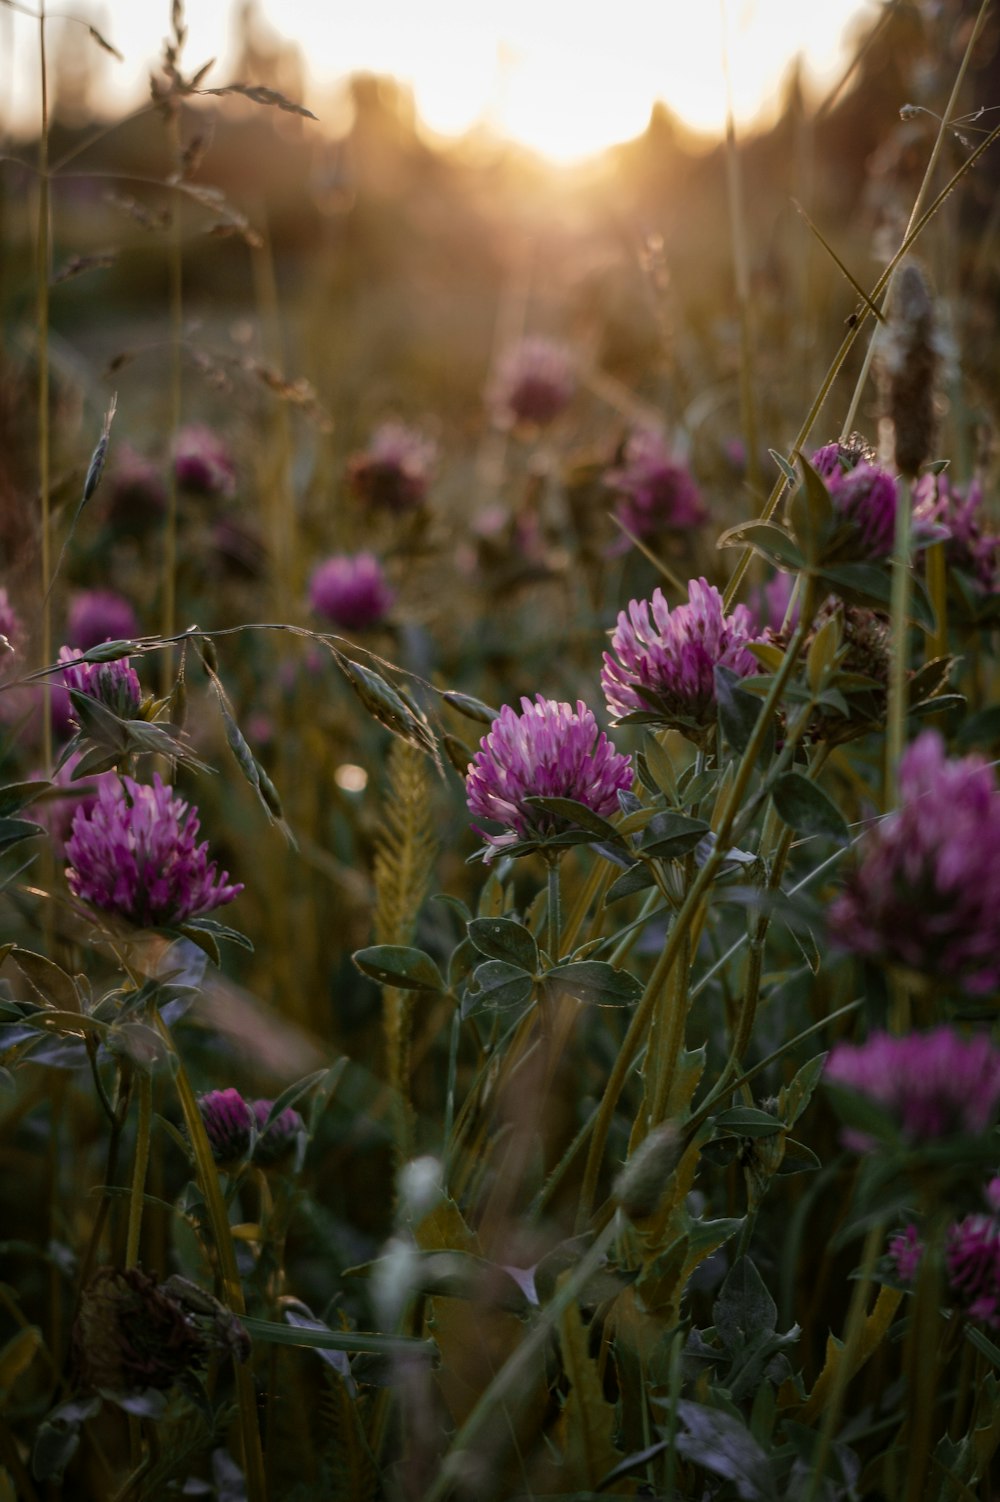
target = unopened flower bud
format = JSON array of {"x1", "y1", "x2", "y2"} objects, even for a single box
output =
[{"x1": 614, "y1": 1123, "x2": 681, "y2": 1220}]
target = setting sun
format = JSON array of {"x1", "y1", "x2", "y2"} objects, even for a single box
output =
[{"x1": 2, "y1": 0, "x2": 873, "y2": 158}]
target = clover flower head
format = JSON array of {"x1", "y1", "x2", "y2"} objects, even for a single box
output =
[
  {"x1": 489, "y1": 336, "x2": 575, "y2": 429},
  {"x1": 65, "y1": 773, "x2": 243, "y2": 928},
  {"x1": 199, "y1": 1088, "x2": 256, "y2": 1165},
  {"x1": 465, "y1": 694, "x2": 632, "y2": 859},
  {"x1": 601, "y1": 577, "x2": 760, "y2": 737},
  {"x1": 605, "y1": 427, "x2": 705, "y2": 547},
  {"x1": 914, "y1": 472, "x2": 999, "y2": 594},
  {"x1": 348, "y1": 421, "x2": 437, "y2": 511},
  {"x1": 252, "y1": 1098, "x2": 306, "y2": 1166},
  {"x1": 749, "y1": 571, "x2": 800, "y2": 637},
  {"x1": 309, "y1": 552, "x2": 394, "y2": 630},
  {"x1": 828, "y1": 731, "x2": 1000, "y2": 993},
  {"x1": 810, "y1": 434, "x2": 878, "y2": 479},
  {"x1": 947, "y1": 1214, "x2": 1000, "y2": 1328},
  {"x1": 0, "y1": 588, "x2": 23, "y2": 662},
  {"x1": 825, "y1": 1027, "x2": 1000, "y2": 1146},
  {"x1": 67, "y1": 590, "x2": 139, "y2": 652},
  {"x1": 887, "y1": 1224, "x2": 924, "y2": 1283},
  {"x1": 174, "y1": 424, "x2": 237, "y2": 499},
  {"x1": 59, "y1": 645, "x2": 142, "y2": 718},
  {"x1": 826, "y1": 461, "x2": 899, "y2": 559}
]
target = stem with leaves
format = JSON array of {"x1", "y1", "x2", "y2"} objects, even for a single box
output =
[
  {"x1": 152, "y1": 1011, "x2": 266, "y2": 1502},
  {"x1": 577, "y1": 584, "x2": 817, "y2": 1225}
]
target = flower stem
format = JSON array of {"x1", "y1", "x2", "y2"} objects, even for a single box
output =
[
  {"x1": 153, "y1": 1012, "x2": 266, "y2": 1502},
  {"x1": 124, "y1": 1072, "x2": 152, "y2": 1269},
  {"x1": 801, "y1": 1220, "x2": 887, "y2": 1502},
  {"x1": 546, "y1": 856, "x2": 562, "y2": 961},
  {"x1": 36, "y1": 1, "x2": 51, "y2": 778},
  {"x1": 576, "y1": 590, "x2": 815, "y2": 1226},
  {"x1": 886, "y1": 475, "x2": 912, "y2": 805},
  {"x1": 160, "y1": 117, "x2": 184, "y2": 701},
  {"x1": 423, "y1": 1212, "x2": 622, "y2": 1502}
]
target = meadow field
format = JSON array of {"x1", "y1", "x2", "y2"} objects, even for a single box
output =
[{"x1": 1, "y1": 1, "x2": 1000, "y2": 1497}]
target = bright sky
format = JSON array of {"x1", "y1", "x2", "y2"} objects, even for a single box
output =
[{"x1": 2, "y1": 0, "x2": 876, "y2": 162}]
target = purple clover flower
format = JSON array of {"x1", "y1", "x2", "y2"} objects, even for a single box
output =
[
  {"x1": 465, "y1": 694, "x2": 632, "y2": 860},
  {"x1": 748, "y1": 572, "x2": 800, "y2": 637},
  {"x1": 309, "y1": 552, "x2": 394, "y2": 630},
  {"x1": 66, "y1": 591, "x2": 139, "y2": 652},
  {"x1": 65, "y1": 773, "x2": 243, "y2": 928},
  {"x1": 914, "y1": 472, "x2": 999, "y2": 594},
  {"x1": 488, "y1": 337, "x2": 575, "y2": 429},
  {"x1": 605, "y1": 427, "x2": 706, "y2": 548},
  {"x1": 946, "y1": 1214, "x2": 1000, "y2": 1328},
  {"x1": 887, "y1": 1224, "x2": 924, "y2": 1283},
  {"x1": 251, "y1": 1099, "x2": 305, "y2": 1166},
  {"x1": 174, "y1": 424, "x2": 237, "y2": 499},
  {"x1": 825, "y1": 1027, "x2": 1000, "y2": 1147},
  {"x1": 828, "y1": 731, "x2": 1000, "y2": 993},
  {"x1": 0, "y1": 588, "x2": 22, "y2": 663},
  {"x1": 58, "y1": 646, "x2": 142, "y2": 718},
  {"x1": 826, "y1": 461, "x2": 899, "y2": 559},
  {"x1": 199, "y1": 1088, "x2": 255, "y2": 1165},
  {"x1": 347, "y1": 421, "x2": 436, "y2": 512},
  {"x1": 601, "y1": 577, "x2": 760, "y2": 737}
]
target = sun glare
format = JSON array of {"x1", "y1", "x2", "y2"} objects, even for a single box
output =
[{"x1": 2, "y1": 0, "x2": 872, "y2": 160}]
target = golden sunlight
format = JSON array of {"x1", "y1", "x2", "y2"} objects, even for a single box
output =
[{"x1": 3, "y1": 0, "x2": 874, "y2": 157}]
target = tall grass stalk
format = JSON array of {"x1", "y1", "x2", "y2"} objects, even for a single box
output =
[
  {"x1": 840, "y1": 0, "x2": 992, "y2": 439},
  {"x1": 724, "y1": 108, "x2": 1000, "y2": 613},
  {"x1": 721, "y1": 0, "x2": 762, "y2": 503},
  {"x1": 886, "y1": 474, "x2": 913, "y2": 802},
  {"x1": 160, "y1": 123, "x2": 184, "y2": 702},
  {"x1": 35, "y1": 0, "x2": 51, "y2": 773}
]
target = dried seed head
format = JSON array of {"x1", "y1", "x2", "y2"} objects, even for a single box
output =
[
  {"x1": 614, "y1": 1123, "x2": 681, "y2": 1220},
  {"x1": 82, "y1": 394, "x2": 118, "y2": 506},
  {"x1": 880, "y1": 261, "x2": 945, "y2": 478}
]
